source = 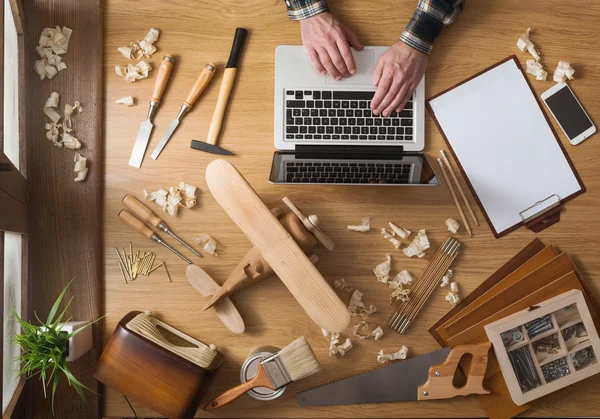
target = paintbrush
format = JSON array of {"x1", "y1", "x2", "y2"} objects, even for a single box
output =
[{"x1": 204, "y1": 336, "x2": 320, "y2": 410}]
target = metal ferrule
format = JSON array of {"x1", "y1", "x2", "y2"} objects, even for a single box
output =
[
  {"x1": 176, "y1": 104, "x2": 191, "y2": 121},
  {"x1": 157, "y1": 222, "x2": 169, "y2": 234},
  {"x1": 261, "y1": 353, "x2": 292, "y2": 390},
  {"x1": 147, "y1": 103, "x2": 159, "y2": 120}
]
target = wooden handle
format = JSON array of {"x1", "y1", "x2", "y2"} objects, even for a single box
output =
[
  {"x1": 207, "y1": 68, "x2": 237, "y2": 145},
  {"x1": 205, "y1": 159, "x2": 350, "y2": 333},
  {"x1": 205, "y1": 364, "x2": 273, "y2": 410},
  {"x1": 417, "y1": 342, "x2": 491, "y2": 401},
  {"x1": 150, "y1": 54, "x2": 174, "y2": 104},
  {"x1": 183, "y1": 62, "x2": 216, "y2": 109},
  {"x1": 122, "y1": 194, "x2": 162, "y2": 228},
  {"x1": 118, "y1": 210, "x2": 155, "y2": 239}
]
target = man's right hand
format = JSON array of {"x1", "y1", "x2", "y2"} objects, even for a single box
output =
[{"x1": 300, "y1": 12, "x2": 363, "y2": 80}]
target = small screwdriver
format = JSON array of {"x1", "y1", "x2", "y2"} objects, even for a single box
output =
[
  {"x1": 118, "y1": 209, "x2": 192, "y2": 264},
  {"x1": 122, "y1": 194, "x2": 201, "y2": 258}
]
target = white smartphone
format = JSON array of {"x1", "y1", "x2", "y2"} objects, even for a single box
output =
[{"x1": 541, "y1": 83, "x2": 596, "y2": 145}]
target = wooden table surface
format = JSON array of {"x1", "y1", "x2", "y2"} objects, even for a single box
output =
[{"x1": 103, "y1": 0, "x2": 600, "y2": 417}]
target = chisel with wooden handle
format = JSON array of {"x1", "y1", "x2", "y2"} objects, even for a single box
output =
[
  {"x1": 122, "y1": 194, "x2": 201, "y2": 258},
  {"x1": 152, "y1": 63, "x2": 217, "y2": 159},
  {"x1": 118, "y1": 210, "x2": 192, "y2": 264},
  {"x1": 190, "y1": 28, "x2": 247, "y2": 155},
  {"x1": 129, "y1": 54, "x2": 174, "y2": 168}
]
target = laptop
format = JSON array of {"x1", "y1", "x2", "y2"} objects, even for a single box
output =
[{"x1": 270, "y1": 45, "x2": 438, "y2": 186}]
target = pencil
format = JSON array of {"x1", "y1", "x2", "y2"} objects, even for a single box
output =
[
  {"x1": 440, "y1": 150, "x2": 479, "y2": 226},
  {"x1": 438, "y1": 159, "x2": 472, "y2": 237}
]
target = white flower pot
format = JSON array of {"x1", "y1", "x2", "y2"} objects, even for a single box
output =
[{"x1": 58, "y1": 320, "x2": 93, "y2": 362}]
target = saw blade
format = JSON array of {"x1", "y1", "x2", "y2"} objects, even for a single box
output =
[{"x1": 297, "y1": 346, "x2": 451, "y2": 407}]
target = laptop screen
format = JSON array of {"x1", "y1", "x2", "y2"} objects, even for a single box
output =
[{"x1": 269, "y1": 149, "x2": 439, "y2": 186}]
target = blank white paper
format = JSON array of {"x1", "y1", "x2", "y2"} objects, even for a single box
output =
[{"x1": 429, "y1": 59, "x2": 582, "y2": 236}]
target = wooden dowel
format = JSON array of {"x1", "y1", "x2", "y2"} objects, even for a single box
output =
[
  {"x1": 164, "y1": 262, "x2": 172, "y2": 282},
  {"x1": 438, "y1": 159, "x2": 472, "y2": 237},
  {"x1": 149, "y1": 262, "x2": 164, "y2": 274},
  {"x1": 118, "y1": 262, "x2": 128, "y2": 284},
  {"x1": 441, "y1": 150, "x2": 479, "y2": 226}
]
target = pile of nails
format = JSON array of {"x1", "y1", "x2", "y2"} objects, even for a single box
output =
[
  {"x1": 541, "y1": 357, "x2": 570, "y2": 382},
  {"x1": 508, "y1": 346, "x2": 542, "y2": 391},
  {"x1": 525, "y1": 315, "x2": 553, "y2": 338}
]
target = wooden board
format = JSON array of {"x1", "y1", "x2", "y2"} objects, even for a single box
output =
[
  {"x1": 23, "y1": 0, "x2": 103, "y2": 416},
  {"x1": 103, "y1": 0, "x2": 600, "y2": 417}
]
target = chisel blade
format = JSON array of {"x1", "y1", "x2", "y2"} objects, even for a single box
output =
[
  {"x1": 151, "y1": 118, "x2": 180, "y2": 160},
  {"x1": 296, "y1": 347, "x2": 452, "y2": 407},
  {"x1": 129, "y1": 119, "x2": 153, "y2": 168}
]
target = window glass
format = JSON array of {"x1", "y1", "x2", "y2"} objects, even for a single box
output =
[{"x1": 3, "y1": 0, "x2": 20, "y2": 170}]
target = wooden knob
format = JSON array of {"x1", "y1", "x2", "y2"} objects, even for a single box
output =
[
  {"x1": 183, "y1": 63, "x2": 216, "y2": 109},
  {"x1": 122, "y1": 195, "x2": 162, "y2": 228},
  {"x1": 118, "y1": 210, "x2": 155, "y2": 239},
  {"x1": 150, "y1": 54, "x2": 175, "y2": 104},
  {"x1": 308, "y1": 215, "x2": 319, "y2": 227}
]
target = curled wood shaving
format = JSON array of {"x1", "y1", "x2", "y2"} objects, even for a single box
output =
[
  {"x1": 381, "y1": 227, "x2": 402, "y2": 249},
  {"x1": 553, "y1": 61, "x2": 575, "y2": 83},
  {"x1": 347, "y1": 217, "x2": 370, "y2": 232},
  {"x1": 44, "y1": 92, "x2": 61, "y2": 123},
  {"x1": 373, "y1": 254, "x2": 392, "y2": 283},
  {"x1": 144, "y1": 182, "x2": 197, "y2": 216},
  {"x1": 402, "y1": 229, "x2": 429, "y2": 258},
  {"x1": 440, "y1": 269, "x2": 453, "y2": 287},
  {"x1": 445, "y1": 217, "x2": 460, "y2": 234},
  {"x1": 352, "y1": 321, "x2": 371, "y2": 340},
  {"x1": 348, "y1": 289, "x2": 377, "y2": 320},
  {"x1": 450, "y1": 282, "x2": 459, "y2": 294},
  {"x1": 390, "y1": 287, "x2": 411, "y2": 305},
  {"x1": 445, "y1": 292, "x2": 461, "y2": 306},
  {"x1": 115, "y1": 61, "x2": 152, "y2": 82},
  {"x1": 34, "y1": 26, "x2": 72, "y2": 80},
  {"x1": 389, "y1": 270, "x2": 413, "y2": 288},
  {"x1": 62, "y1": 132, "x2": 81, "y2": 150},
  {"x1": 115, "y1": 96, "x2": 135, "y2": 106},
  {"x1": 63, "y1": 101, "x2": 82, "y2": 133},
  {"x1": 371, "y1": 326, "x2": 384, "y2": 341},
  {"x1": 329, "y1": 337, "x2": 353, "y2": 357},
  {"x1": 194, "y1": 233, "x2": 218, "y2": 256},
  {"x1": 73, "y1": 152, "x2": 88, "y2": 182},
  {"x1": 389, "y1": 222, "x2": 411, "y2": 239},
  {"x1": 516, "y1": 27, "x2": 541, "y2": 61},
  {"x1": 118, "y1": 28, "x2": 160, "y2": 60},
  {"x1": 376, "y1": 346, "x2": 409, "y2": 364},
  {"x1": 526, "y1": 59, "x2": 547, "y2": 81},
  {"x1": 333, "y1": 278, "x2": 353, "y2": 292}
]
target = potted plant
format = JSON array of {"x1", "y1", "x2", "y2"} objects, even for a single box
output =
[{"x1": 11, "y1": 280, "x2": 103, "y2": 412}]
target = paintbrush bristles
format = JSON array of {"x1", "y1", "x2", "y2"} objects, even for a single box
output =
[{"x1": 278, "y1": 336, "x2": 321, "y2": 381}]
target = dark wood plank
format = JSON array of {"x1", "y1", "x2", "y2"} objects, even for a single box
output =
[{"x1": 23, "y1": 0, "x2": 103, "y2": 417}]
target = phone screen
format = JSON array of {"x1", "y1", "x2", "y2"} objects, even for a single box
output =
[{"x1": 544, "y1": 85, "x2": 593, "y2": 140}]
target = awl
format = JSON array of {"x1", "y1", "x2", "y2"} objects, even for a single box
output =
[
  {"x1": 190, "y1": 28, "x2": 247, "y2": 155},
  {"x1": 151, "y1": 62, "x2": 216, "y2": 160},
  {"x1": 297, "y1": 342, "x2": 491, "y2": 407},
  {"x1": 118, "y1": 209, "x2": 192, "y2": 264},
  {"x1": 122, "y1": 194, "x2": 201, "y2": 258},
  {"x1": 129, "y1": 54, "x2": 175, "y2": 168}
]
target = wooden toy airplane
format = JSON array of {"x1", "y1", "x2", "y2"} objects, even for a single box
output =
[{"x1": 202, "y1": 159, "x2": 350, "y2": 333}]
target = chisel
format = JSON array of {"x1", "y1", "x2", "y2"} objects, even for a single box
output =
[
  {"x1": 122, "y1": 194, "x2": 201, "y2": 258},
  {"x1": 151, "y1": 62, "x2": 216, "y2": 160},
  {"x1": 118, "y1": 209, "x2": 192, "y2": 264},
  {"x1": 129, "y1": 54, "x2": 175, "y2": 168}
]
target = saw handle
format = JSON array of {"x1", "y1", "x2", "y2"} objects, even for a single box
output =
[
  {"x1": 150, "y1": 55, "x2": 174, "y2": 104},
  {"x1": 204, "y1": 363, "x2": 273, "y2": 410},
  {"x1": 183, "y1": 63, "x2": 217, "y2": 109},
  {"x1": 417, "y1": 342, "x2": 491, "y2": 401},
  {"x1": 118, "y1": 210, "x2": 155, "y2": 239},
  {"x1": 122, "y1": 194, "x2": 162, "y2": 228}
]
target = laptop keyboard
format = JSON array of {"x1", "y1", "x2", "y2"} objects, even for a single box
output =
[
  {"x1": 285, "y1": 90, "x2": 414, "y2": 142},
  {"x1": 284, "y1": 161, "x2": 412, "y2": 184}
]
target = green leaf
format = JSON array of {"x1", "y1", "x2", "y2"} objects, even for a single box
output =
[
  {"x1": 51, "y1": 296, "x2": 74, "y2": 331},
  {"x1": 46, "y1": 278, "x2": 74, "y2": 326},
  {"x1": 51, "y1": 372, "x2": 61, "y2": 415},
  {"x1": 65, "y1": 314, "x2": 107, "y2": 339}
]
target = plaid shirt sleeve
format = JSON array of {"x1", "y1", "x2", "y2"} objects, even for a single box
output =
[
  {"x1": 284, "y1": 0, "x2": 329, "y2": 21},
  {"x1": 400, "y1": 0, "x2": 465, "y2": 55}
]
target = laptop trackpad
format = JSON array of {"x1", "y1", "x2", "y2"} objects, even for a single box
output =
[{"x1": 325, "y1": 49, "x2": 375, "y2": 86}]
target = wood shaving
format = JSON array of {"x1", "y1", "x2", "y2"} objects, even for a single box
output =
[
  {"x1": 34, "y1": 26, "x2": 72, "y2": 80},
  {"x1": 115, "y1": 61, "x2": 152, "y2": 82},
  {"x1": 389, "y1": 270, "x2": 413, "y2": 288},
  {"x1": 329, "y1": 337, "x2": 353, "y2": 357},
  {"x1": 63, "y1": 101, "x2": 82, "y2": 133},
  {"x1": 44, "y1": 92, "x2": 61, "y2": 123},
  {"x1": 115, "y1": 96, "x2": 135, "y2": 106},
  {"x1": 389, "y1": 222, "x2": 411, "y2": 239},
  {"x1": 118, "y1": 28, "x2": 160, "y2": 60},
  {"x1": 62, "y1": 132, "x2": 81, "y2": 150},
  {"x1": 144, "y1": 182, "x2": 197, "y2": 216},
  {"x1": 450, "y1": 282, "x2": 459, "y2": 294},
  {"x1": 445, "y1": 218, "x2": 460, "y2": 234},
  {"x1": 194, "y1": 233, "x2": 218, "y2": 256},
  {"x1": 373, "y1": 254, "x2": 392, "y2": 283},
  {"x1": 333, "y1": 278, "x2": 353, "y2": 292},
  {"x1": 390, "y1": 287, "x2": 411, "y2": 305},
  {"x1": 516, "y1": 27, "x2": 541, "y2": 61},
  {"x1": 445, "y1": 292, "x2": 461, "y2": 306},
  {"x1": 376, "y1": 346, "x2": 408, "y2": 364},
  {"x1": 352, "y1": 321, "x2": 371, "y2": 340},
  {"x1": 347, "y1": 217, "x2": 370, "y2": 232},
  {"x1": 73, "y1": 152, "x2": 88, "y2": 182},
  {"x1": 347, "y1": 289, "x2": 377, "y2": 320},
  {"x1": 371, "y1": 326, "x2": 384, "y2": 341},
  {"x1": 440, "y1": 269, "x2": 453, "y2": 287},
  {"x1": 526, "y1": 59, "x2": 548, "y2": 81},
  {"x1": 381, "y1": 228, "x2": 402, "y2": 249},
  {"x1": 402, "y1": 229, "x2": 429, "y2": 258},
  {"x1": 553, "y1": 61, "x2": 575, "y2": 83}
]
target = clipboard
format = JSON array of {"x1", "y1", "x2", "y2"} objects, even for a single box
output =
[{"x1": 426, "y1": 56, "x2": 585, "y2": 238}]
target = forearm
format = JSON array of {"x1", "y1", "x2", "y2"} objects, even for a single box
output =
[
  {"x1": 284, "y1": 0, "x2": 329, "y2": 20},
  {"x1": 399, "y1": 0, "x2": 465, "y2": 55}
]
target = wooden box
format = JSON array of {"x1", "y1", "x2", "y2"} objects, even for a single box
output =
[
  {"x1": 485, "y1": 290, "x2": 600, "y2": 406},
  {"x1": 95, "y1": 311, "x2": 223, "y2": 419}
]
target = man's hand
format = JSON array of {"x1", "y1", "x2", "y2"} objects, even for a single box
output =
[
  {"x1": 300, "y1": 12, "x2": 363, "y2": 80},
  {"x1": 371, "y1": 41, "x2": 427, "y2": 116}
]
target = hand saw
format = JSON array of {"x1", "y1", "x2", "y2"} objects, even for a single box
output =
[{"x1": 297, "y1": 343, "x2": 491, "y2": 407}]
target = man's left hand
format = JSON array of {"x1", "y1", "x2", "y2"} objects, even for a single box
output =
[{"x1": 371, "y1": 41, "x2": 428, "y2": 116}]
